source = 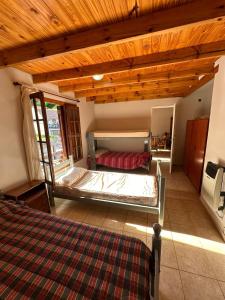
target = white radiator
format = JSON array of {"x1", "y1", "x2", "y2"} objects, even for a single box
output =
[{"x1": 201, "y1": 162, "x2": 225, "y2": 239}]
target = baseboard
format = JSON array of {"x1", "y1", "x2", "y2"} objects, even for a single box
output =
[{"x1": 200, "y1": 195, "x2": 225, "y2": 242}]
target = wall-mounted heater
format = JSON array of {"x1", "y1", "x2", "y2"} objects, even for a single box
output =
[{"x1": 201, "y1": 161, "x2": 225, "y2": 239}]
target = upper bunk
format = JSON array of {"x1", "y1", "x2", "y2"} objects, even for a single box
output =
[{"x1": 88, "y1": 130, "x2": 150, "y2": 139}]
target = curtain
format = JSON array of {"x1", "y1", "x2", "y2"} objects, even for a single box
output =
[{"x1": 21, "y1": 86, "x2": 42, "y2": 180}]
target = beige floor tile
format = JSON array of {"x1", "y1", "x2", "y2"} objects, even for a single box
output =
[
  {"x1": 205, "y1": 251, "x2": 225, "y2": 282},
  {"x1": 218, "y1": 281, "x2": 225, "y2": 298},
  {"x1": 174, "y1": 242, "x2": 216, "y2": 278},
  {"x1": 168, "y1": 208, "x2": 192, "y2": 225},
  {"x1": 180, "y1": 271, "x2": 224, "y2": 300},
  {"x1": 161, "y1": 239, "x2": 178, "y2": 269},
  {"x1": 159, "y1": 266, "x2": 184, "y2": 300},
  {"x1": 196, "y1": 224, "x2": 224, "y2": 243},
  {"x1": 83, "y1": 212, "x2": 106, "y2": 227},
  {"x1": 124, "y1": 213, "x2": 148, "y2": 234},
  {"x1": 171, "y1": 222, "x2": 201, "y2": 247},
  {"x1": 102, "y1": 218, "x2": 125, "y2": 231},
  {"x1": 123, "y1": 230, "x2": 147, "y2": 246},
  {"x1": 147, "y1": 237, "x2": 178, "y2": 269}
]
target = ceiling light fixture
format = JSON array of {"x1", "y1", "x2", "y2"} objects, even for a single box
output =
[{"x1": 92, "y1": 74, "x2": 104, "y2": 81}]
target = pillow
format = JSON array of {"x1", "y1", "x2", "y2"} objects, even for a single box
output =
[
  {"x1": 95, "y1": 148, "x2": 109, "y2": 158},
  {"x1": 57, "y1": 167, "x2": 88, "y2": 186}
]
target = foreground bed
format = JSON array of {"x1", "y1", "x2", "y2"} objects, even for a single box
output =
[
  {"x1": 0, "y1": 200, "x2": 161, "y2": 300},
  {"x1": 54, "y1": 160, "x2": 165, "y2": 226}
]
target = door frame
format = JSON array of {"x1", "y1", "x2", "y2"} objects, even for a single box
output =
[{"x1": 150, "y1": 104, "x2": 177, "y2": 173}]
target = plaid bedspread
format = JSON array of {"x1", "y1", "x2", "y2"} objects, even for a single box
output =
[
  {"x1": 0, "y1": 200, "x2": 152, "y2": 300},
  {"x1": 96, "y1": 151, "x2": 151, "y2": 170}
]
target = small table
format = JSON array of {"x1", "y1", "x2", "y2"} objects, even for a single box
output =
[{"x1": 4, "y1": 180, "x2": 50, "y2": 213}]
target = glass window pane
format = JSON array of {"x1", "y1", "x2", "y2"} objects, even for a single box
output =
[
  {"x1": 42, "y1": 143, "x2": 49, "y2": 162},
  {"x1": 37, "y1": 142, "x2": 42, "y2": 159},
  {"x1": 39, "y1": 121, "x2": 46, "y2": 141},
  {"x1": 32, "y1": 104, "x2": 36, "y2": 120},
  {"x1": 36, "y1": 105, "x2": 43, "y2": 119},
  {"x1": 33, "y1": 122, "x2": 39, "y2": 141},
  {"x1": 44, "y1": 164, "x2": 51, "y2": 182}
]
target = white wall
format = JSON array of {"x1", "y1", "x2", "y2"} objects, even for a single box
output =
[
  {"x1": 151, "y1": 107, "x2": 173, "y2": 136},
  {"x1": 0, "y1": 67, "x2": 95, "y2": 190},
  {"x1": 0, "y1": 69, "x2": 28, "y2": 190},
  {"x1": 202, "y1": 58, "x2": 225, "y2": 168},
  {"x1": 94, "y1": 98, "x2": 181, "y2": 158},
  {"x1": 201, "y1": 57, "x2": 225, "y2": 239},
  {"x1": 175, "y1": 80, "x2": 213, "y2": 164}
]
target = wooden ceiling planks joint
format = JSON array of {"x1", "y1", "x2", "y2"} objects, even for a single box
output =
[
  {"x1": 58, "y1": 65, "x2": 216, "y2": 93},
  {"x1": 0, "y1": 0, "x2": 225, "y2": 67},
  {"x1": 32, "y1": 40, "x2": 223, "y2": 83}
]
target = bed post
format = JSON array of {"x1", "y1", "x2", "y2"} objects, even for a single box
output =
[
  {"x1": 150, "y1": 223, "x2": 162, "y2": 300},
  {"x1": 158, "y1": 176, "x2": 165, "y2": 226},
  {"x1": 87, "y1": 132, "x2": 96, "y2": 170},
  {"x1": 156, "y1": 160, "x2": 165, "y2": 226}
]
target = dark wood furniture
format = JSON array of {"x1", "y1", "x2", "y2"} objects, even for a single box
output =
[
  {"x1": 4, "y1": 180, "x2": 50, "y2": 213},
  {"x1": 184, "y1": 118, "x2": 209, "y2": 192}
]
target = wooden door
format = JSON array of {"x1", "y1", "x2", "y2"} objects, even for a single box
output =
[
  {"x1": 170, "y1": 104, "x2": 176, "y2": 173},
  {"x1": 191, "y1": 119, "x2": 209, "y2": 192},
  {"x1": 184, "y1": 119, "x2": 209, "y2": 192},
  {"x1": 184, "y1": 120, "x2": 193, "y2": 175}
]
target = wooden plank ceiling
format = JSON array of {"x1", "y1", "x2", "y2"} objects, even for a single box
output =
[{"x1": 0, "y1": 0, "x2": 225, "y2": 104}]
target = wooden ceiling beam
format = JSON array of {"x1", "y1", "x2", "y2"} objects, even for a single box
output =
[
  {"x1": 1, "y1": 0, "x2": 225, "y2": 67},
  {"x1": 32, "y1": 40, "x2": 223, "y2": 83},
  {"x1": 91, "y1": 91, "x2": 185, "y2": 104},
  {"x1": 75, "y1": 78, "x2": 198, "y2": 98},
  {"x1": 58, "y1": 66, "x2": 215, "y2": 92},
  {"x1": 87, "y1": 88, "x2": 187, "y2": 103},
  {"x1": 183, "y1": 66, "x2": 218, "y2": 96}
]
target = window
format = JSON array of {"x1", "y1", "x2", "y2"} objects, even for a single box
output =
[
  {"x1": 30, "y1": 92, "x2": 83, "y2": 180},
  {"x1": 30, "y1": 93, "x2": 54, "y2": 189}
]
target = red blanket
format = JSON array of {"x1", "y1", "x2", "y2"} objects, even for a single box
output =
[
  {"x1": 0, "y1": 200, "x2": 151, "y2": 300},
  {"x1": 96, "y1": 151, "x2": 151, "y2": 170}
]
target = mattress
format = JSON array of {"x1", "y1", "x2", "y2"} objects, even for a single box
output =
[
  {"x1": 96, "y1": 151, "x2": 151, "y2": 170},
  {"x1": 92, "y1": 130, "x2": 150, "y2": 138},
  {"x1": 56, "y1": 170, "x2": 158, "y2": 207},
  {"x1": 0, "y1": 200, "x2": 152, "y2": 300}
]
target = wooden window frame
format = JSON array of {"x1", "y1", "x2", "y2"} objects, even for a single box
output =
[{"x1": 30, "y1": 92, "x2": 55, "y2": 206}]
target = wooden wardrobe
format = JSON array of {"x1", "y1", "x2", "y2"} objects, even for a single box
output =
[{"x1": 184, "y1": 118, "x2": 209, "y2": 193}]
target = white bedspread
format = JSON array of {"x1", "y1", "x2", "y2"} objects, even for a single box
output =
[{"x1": 71, "y1": 170, "x2": 158, "y2": 206}]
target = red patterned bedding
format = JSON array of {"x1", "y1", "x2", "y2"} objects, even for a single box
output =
[
  {"x1": 0, "y1": 200, "x2": 152, "y2": 300},
  {"x1": 96, "y1": 151, "x2": 151, "y2": 170}
]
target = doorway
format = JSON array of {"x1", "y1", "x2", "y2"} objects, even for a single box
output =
[{"x1": 151, "y1": 104, "x2": 176, "y2": 173}]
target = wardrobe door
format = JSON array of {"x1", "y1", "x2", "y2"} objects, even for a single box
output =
[
  {"x1": 191, "y1": 119, "x2": 209, "y2": 192},
  {"x1": 184, "y1": 120, "x2": 194, "y2": 175},
  {"x1": 188, "y1": 119, "x2": 209, "y2": 192}
]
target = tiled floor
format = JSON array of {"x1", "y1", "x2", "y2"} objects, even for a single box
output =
[{"x1": 52, "y1": 162, "x2": 225, "y2": 300}]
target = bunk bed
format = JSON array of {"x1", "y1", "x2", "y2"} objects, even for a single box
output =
[
  {"x1": 87, "y1": 130, "x2": 152, "y2": 172},
  {"x1": 53, "y1": 160, "x2": 165, "y2": 226},
  {"x1": 0, "y1": 200, "x2": 162, "y2": 300}
]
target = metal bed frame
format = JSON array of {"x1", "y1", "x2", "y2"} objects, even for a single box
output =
[
  {"x1": 86, "y1": 131, "x2": 152, "y2": 172},
  {"x1": 53, "y1": 160, "x2": 165, "y2": 226}
]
